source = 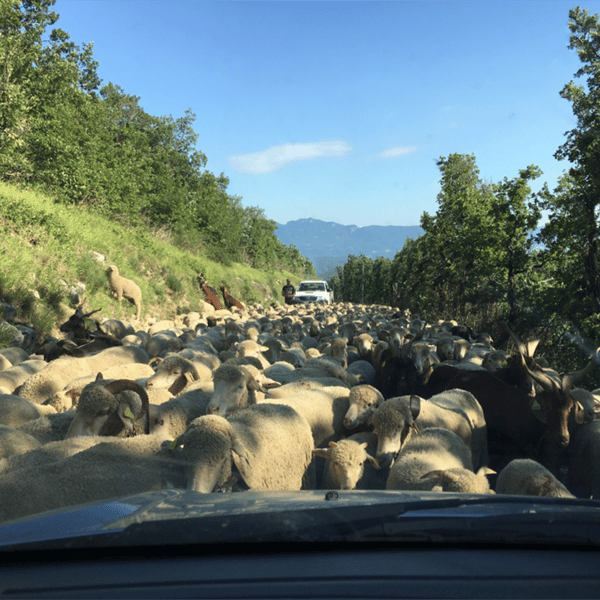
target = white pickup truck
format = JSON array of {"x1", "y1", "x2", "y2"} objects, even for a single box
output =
[{"x1": 294, "y1": 280, "x2": 334, "y2": 304}]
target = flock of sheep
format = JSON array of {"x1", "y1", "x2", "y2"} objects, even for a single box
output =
[{"x1": 0, "y1": 297, "x2": 598, "y2": 526}]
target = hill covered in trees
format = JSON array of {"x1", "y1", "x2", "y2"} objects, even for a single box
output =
[{"x1": 0, "y1": 1, "x2": 314, "y2": 278}]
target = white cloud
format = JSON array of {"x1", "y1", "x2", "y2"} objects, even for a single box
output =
[
  {"x1": 230, "y1": 141, "x2": 352, "y2": 174},
  {"x1": 380, "y1": 146, "x2": 418, "y2": 159}
]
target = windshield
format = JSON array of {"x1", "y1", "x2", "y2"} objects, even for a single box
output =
[
  {"x1": 2, "y1": 0, "x2": 600, "y2": 556},
  {"x1": 298, "y1": 282, "x2": 326, "y2": 292}
]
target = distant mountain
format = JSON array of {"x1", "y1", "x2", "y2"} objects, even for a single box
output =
[{"x1": 274, "y1": 218, "x2": 424, "y2": 279}]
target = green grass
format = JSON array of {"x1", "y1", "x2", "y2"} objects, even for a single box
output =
[{"x1": 0, "y1": 181, "x2": 300, "y2": 340}]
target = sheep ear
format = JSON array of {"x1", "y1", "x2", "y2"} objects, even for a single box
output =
[
  {"x1": 312, "y1": 447, "x2": 332, "y2": 460},
  {"x1": 328, "y1": 441, "x2": 338, "y2": 448},
  {"x1": 409, "y1": 395, "x2": 421, "y2": 420},
  {"x1": 366, "y1": 453, "x2": 380, "y2": 469},
  {"x1": 476, "y1": 467, "x2": 496, "y2": 477}
]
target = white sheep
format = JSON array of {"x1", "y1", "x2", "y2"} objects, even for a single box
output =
[
  {"x1": 66, "y1": 377, "x2": 150, "y2": 438},
  {"x1": 0, "y1": 425, "x2": 42, "y2": 460},
  {"x1": 0, "y1": 435, "x2": 186, "y2": 524},
  {"x1": 313, "y1": 432, "x2": 382, "y2": 490},
  {"x1": 0, "y1": 394, "x2": 56, "y2": 428},
  {"x1": 107, "y1": 265, "x2": 142, "y2": 320},
  {"x1": 372, "y1": 394, "x2": 475, "y2": 471},
  {"x1": 342, "y1": 384, "x2": 385, "y2": 430},
  {"x1": 145, "y1": 354, "x2": 205, "y2": 395},
  {"x1": 496, "y1": 459, "x2": 574, "y2": 498},
  {"x1": 0, "y1": 359, "x2": 47, "y2": 395},
  {"x1": 174, "y1": 403, "x2": 314, "y2": 493},
  {"x1": 385, "y1": 428, "x2": 484, "y2": 492},
  {"x1": 148, "y1": 381, "x2": 213, "y2": 439}
]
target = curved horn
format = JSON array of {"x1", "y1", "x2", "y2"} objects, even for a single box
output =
[{"x1": 104, "y1": 379, "x2": 149, "y2": 422}]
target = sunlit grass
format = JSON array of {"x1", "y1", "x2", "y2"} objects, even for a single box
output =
[{"x1": 0, "y1": 181, "x2": 298, "y2": 339}]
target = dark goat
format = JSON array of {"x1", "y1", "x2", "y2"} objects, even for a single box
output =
[
  {"x1": 219, "y1": 286, "x2": 243, "y2": 310},
  {"x1": 59, "y1": 305, "x2": 101, "y2": 345},
  {"x1": 47, "y1": 306, "x2": 122, "y2": 361},
  {"x1": 374, "y1": 327, "x2": 426, "y2": 398},
  {"x1": 427, "y1": 352, "x2": 597, "y2": 474}
]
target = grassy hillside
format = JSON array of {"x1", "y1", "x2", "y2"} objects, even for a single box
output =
[{"x1": 0, "y1": 181, "x2": 301, "y2": 342}]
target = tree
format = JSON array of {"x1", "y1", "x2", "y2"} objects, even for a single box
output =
[{"x1": 539, "y1": 6, "x2": 600, "y2": 329}]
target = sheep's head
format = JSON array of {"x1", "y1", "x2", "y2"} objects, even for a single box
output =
[
  {"x1": 343, "y1": 384, "x2": 385, "y2": 429},
  {"x1": 372, "y1": 395, "x2": 421, "y2": 469},
  {"x1": 174, "y1": 415, "x2": 250, "y2": 493},
  {"x1": 313, "y1": 440, "x2": 380, "y2": 490},
  {"x1": 145, "y1": 355, "x2": 200, "y2": 395},
  {"x1": 66, "y1": 376, "x2": 149, "y2": 438},
  {"x1": 207, "y1": 364, "x2": 261, "y2": 417}
]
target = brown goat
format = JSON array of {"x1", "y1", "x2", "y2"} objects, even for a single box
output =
[{"x1": 219, "y1": 286, "x2": 243, "y2": 310}]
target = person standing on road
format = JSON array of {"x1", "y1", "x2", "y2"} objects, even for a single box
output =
[{"x1": 282, "y1": 279, "x2": 296, "y2": 305}]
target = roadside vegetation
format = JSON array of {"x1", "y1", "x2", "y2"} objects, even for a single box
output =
[
  {"x1": 0, "y1": 181, "x2": 302, "y2": 342},
  {"x1": 331, "y1": 7, "x2": 600, "y2": 383}
]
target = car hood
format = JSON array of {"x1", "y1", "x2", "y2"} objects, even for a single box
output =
[{"x1": 2, "y1": 489, "x2": 600, "y2": 549}]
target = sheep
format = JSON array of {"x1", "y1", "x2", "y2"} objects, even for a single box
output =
[
  {"x1": 147, "y1": 381, "x2": 213, "y2": 439},
  {"x1": 372, "y1": 394, "x2": 475, "y2": 471},
  {"x1": 107, "y1": 265, "x2": 142, "y2": 320},
  {"x1": 0, "y1": 359, "x2": 47, "y2": 395},
  {"x1": 0, "y1": 347, "x2": 30, "y2": 367},
  {"x1": 16, "y1": 410, "x2": 76, "y2": 445},
  {"x1": 0, "y1": 425, "x2": 42, "y2": 460},
  {"x1": 16, "y1": 346, "x2": 149, "y2": 405},
  {"x1": 66, "y1": 377, "x2": 150, "y2": 438},
  {"x1": 0, "y1": 435, "x2": 187, "y2": 524},
  {"x1": 206, "y1": 363, "x2": 262, "y2": 417},
  {"x1": 260, "y1": 386, "x2": 350, "y2": 448},
  {"x1": 495, "y1": 459, "x2": 574, "y2": 498},
  {"x1": 16, "y1": 356, "x2": 92, "y2": 404},
  {"x1": 313, "y1": 432, "x2": 382, "y2": 490},
  {"x1": 342, "y1": 384, "x2": 385, "y2": 430},
  {"x1": 346, "y1": 359, "x2": 376, "y2": 386},
  {"x1": 385, "y1": 428, "x2": 478, "y2": 491},
  {"x1": 145, "y1": 355, "x2": 204, "y2": 395},
  {"x1": 174, "y1": 403, "x2": 314, "y2": 493},
  {"x1": 0, "y1": 394, "x2": 56, "y2": 428}
]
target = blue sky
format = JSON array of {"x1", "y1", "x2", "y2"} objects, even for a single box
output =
[{"x1": 53, "y1": 0, "x2": 595, "y2": 227}]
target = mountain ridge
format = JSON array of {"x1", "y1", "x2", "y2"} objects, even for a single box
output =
[{"x1": 274, "y1": 218, "x2": 424, "y2": 279}]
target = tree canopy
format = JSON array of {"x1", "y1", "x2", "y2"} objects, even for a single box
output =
[{"x1": 0, "y1": 0, "x2": 313, "y2": 276}]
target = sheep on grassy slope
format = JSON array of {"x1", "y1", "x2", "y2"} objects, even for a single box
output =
[
  {"x1": 107, "y1": 265, "x2": 142, "y2": 320},
  {"x1": 175, "y1": 404, "x2": 314, "y2": 493},
  {"x1": 65, "y1": 377, "x2": 149, "y2": 438},
  {"x1": 313, "y1": 432, "x2": 382, "y2": 490},
  {"x1": 385, "y1": 428, "x2": 492, "y2": 493},
  {"x1": 0, "y1": 436, "x2": 186, "y2": 524},
  {"x1": 495, "y1": 459, "x2": 574, "y2": 498}
]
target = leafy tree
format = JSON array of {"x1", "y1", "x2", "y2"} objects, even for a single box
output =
[{"x1": 538, "y1": 6, "x2": 600, "y2": 334}]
